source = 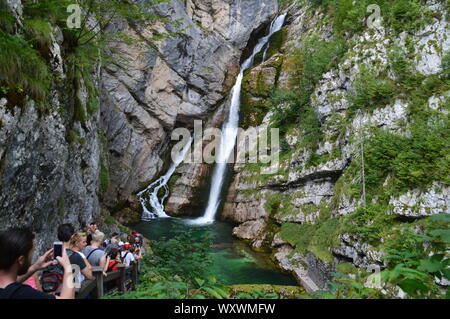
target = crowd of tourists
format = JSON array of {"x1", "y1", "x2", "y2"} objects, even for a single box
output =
[{"x1": 0, "y1": 223, "x2": 145, "y2": 299}]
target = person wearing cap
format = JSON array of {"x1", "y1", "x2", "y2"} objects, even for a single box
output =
[{"x1": 120, "y1": 243, "x2": 135, "y2": 267}]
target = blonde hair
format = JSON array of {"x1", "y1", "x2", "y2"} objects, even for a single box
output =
[
  {"x1": 91, "y1": 231, "x2": 105, "y2": 243},
  {"x1": 69, "y1": 232, "x2": 86, "y2": 248}
]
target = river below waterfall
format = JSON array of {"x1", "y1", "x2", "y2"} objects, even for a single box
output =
[{"x1": 132, "y1": 218, "x2": 297, "y2": 286}]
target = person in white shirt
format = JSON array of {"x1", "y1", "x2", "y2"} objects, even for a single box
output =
[{"x1": 120, "y1": 243, "x2": 135, "y2": 267}]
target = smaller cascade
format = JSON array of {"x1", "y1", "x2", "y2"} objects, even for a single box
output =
[
  {"x1": 137, "y1": 138, "x2": 193, "y2": 220},
  {"x1": 261, "y1": 18, "x2": 277, "y2": 62}
]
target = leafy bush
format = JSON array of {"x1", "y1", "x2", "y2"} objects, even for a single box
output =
[
  {"x1": 1, "y1": 0, "x2": 176, "y2": 119},
  {"x1": 441, "y1": 51, "x2": 450, "y2": 79},
  {"x1": 106, "y1": 229, "x2": 233, "y2": 299},
  {"x1": 0, "y1": 30, "x2": 51, "y2": 105},
  {"x1": 364, "y1": 119, "x2": 449, "y2": 195},
  {"x1": 349, "y1": 66, "x2": 396, "y2": 114},
  {"x1": 148, "y1": 228, "x2": 213, "y2": 280},
  {"x1": 318, "y1": 213, "x2": 450, "y2": 299},
  {"x1": 280, "y1": 217, "x2": 342, "y2": 262},
  {"x1": 309, "y1": 0, "x2": 434, "y2": 36}
]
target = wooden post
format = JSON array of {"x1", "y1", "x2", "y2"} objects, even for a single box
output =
[
  {"x1": 131, "y1": 262, "x2": 139, "y2": 290},
  {"x1": 118, "y1": 265, "x2": 126, "y2": 294},
  {"x1": 93, "y1": 267, "x2": 104, "y2": 299}
]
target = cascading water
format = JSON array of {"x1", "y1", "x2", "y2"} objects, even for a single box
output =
[
  {"x1": 261, "y1": 18, "x2": 277, "y2": 62},
  {"x1": 137, "y1": 138, "x2": 193, "y2": 220},
  {"x1": 191, "y1": 14, "x2": 287, "y2": 225}
]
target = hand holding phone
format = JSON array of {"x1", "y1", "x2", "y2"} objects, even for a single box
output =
[{"x1": 53, "y1": 241, "x2": 63, "y2": 259}]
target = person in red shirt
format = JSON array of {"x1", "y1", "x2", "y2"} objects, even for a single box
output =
[{"x1": 106, "y1": 248, "x2": 122, "y2": 272}]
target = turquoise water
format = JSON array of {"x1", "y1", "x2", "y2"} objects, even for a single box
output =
[{"x1": 133, "y1": 218, "x2": 297, "y2": 286}]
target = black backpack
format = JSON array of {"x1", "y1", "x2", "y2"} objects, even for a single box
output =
[{"x1": 41, "y1": 250, "x2": 75, "y2": 293}]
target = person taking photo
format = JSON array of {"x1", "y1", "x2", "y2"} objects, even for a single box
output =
[{"x1": 0, "y1": 228, "x2": 75, "y2": 299}]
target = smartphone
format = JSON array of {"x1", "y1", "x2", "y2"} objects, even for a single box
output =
[{"x1": 53, "y1": 241, "x2": 63, "y2": 259}]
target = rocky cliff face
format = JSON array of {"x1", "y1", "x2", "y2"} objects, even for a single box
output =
[
  {"x1": 0, "y1": 0, "x2": 102, "y2": 255},
  {"x1": 0, "y1": 0, "x2": 279, "y2": 254},
  {"x1": 100, "y1": 0, "x2": 278, "y2": 216},
  {"x1": 221, "y1": 0, "x2": 450, "y2": 293}
]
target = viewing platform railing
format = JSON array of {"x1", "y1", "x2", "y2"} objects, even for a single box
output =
[{"x1": 75, "y1": 262, "x2": 139, "y2": 299}]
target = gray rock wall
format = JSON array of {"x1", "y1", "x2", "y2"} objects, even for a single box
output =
[{"x1": 101, "y1": 0, "x2": 278, "y2": 212}]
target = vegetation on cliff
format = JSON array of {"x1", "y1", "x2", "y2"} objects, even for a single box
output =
[{"x1": 234, "y1": 0, "x2": 450, "y2": 299}]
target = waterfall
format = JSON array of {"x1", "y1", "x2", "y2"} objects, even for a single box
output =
[
  {"x1": 137, "y1": 137, "x2": 193, "y2": 220},
  {"x1": 261, "y1": 18, "x2": 277, "y2": 62},
  {"x1": 191, "y1": 14, "x2": 287, "y2": 225}
]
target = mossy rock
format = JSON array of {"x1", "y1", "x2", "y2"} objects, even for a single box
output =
[
  {"x1": 112, "y1": 207, "x2": 141, "y2": 226},
  {"x1": 242, "y1": 66, "x2": 277, "y2": 97},
  {"x1": 336, "y1": 262, "x2": 358, "y2": 275},
  {"x1": 239, "y1": 91, "x2": 271, "y2": 128},
  {"x1": 265, "y1": 27, "x2": 288, "y2": 60},
  {"x1": 227, "y1": 284, "x2": 309, "y2": 299}
]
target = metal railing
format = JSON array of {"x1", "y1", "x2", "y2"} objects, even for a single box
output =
[{"x1": 75, "y1": 263, "x2": 139, "y2": 299}]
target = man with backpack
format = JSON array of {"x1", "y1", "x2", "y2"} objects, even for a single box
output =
[
  {"x1": 41, "y1": 224, "x2": 92, "y2": 294},
  {"x1": 83, "y1": 231, "x2": 109, "y2": 275},
  {"x1": 120, "y1": 243, "x2": 135, "y2": 267},
  {"x1": 0, "y1": 228, "x2": 74, "y2": 299}
]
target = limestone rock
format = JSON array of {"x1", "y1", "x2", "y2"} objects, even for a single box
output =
[
  {"x1": 232, "y1": 218, "x2": 267, "y2": 240},
  {"x1": 389, "y1": 183, "x2": 450, "y2": 218}
]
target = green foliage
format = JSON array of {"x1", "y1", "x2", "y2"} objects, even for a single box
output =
[
  {"x1": 315, "y1": 271, "x2": 384, "y2": 299},
  {"x1": 341, "y1": 204, "x2": 395, "y2": 245},
  {"x1": 234, "y1": 289, "x2": 280, "y2": 299},
  {"x1": 331, "y1": 0, "x2": 367, "y2": 36},
  {"x1": 264, "y1": 27, "x2": 287, "y2": 60},
  {"x1": 280, "y1": 217, "x2": 342, "y2": 263},
  {"x1": 229, "y1": 284, "x2": 307, "y2": 299},
  {"x1": 441, "y1": 51, "x2": 450, "y2": 80},
  {"x1": 67, "y1": 129, "x2": 85, "y2": 144},
  {"x1": 107, "y1": 229, "x2": 233, "y2": 299},
  {"x1": 148, "y1": 228, "x2": 213, "y2": 280},
  {"x1": 349, "y1": 66, "x2": 396, "y2": 114},
  {"x1": 0, "y1": 2, "x2": 15, "y2": 33},
  {"x1": 0, "y1": 30, "x2": 51, "y2": 106},
  {"x1": 270, "y1": 34, "x2": 347, "y2": 152},
  {"x1": 309, "y1": 0, "x2": 435, "y2": 36},
  {"x1": 382, "y1": 214, "x2": 450, "y2": 298},
  {"x1": 319, "y1": 213, "x2": 450, "y2": 299},
  {"x1": 98, "y1": 129, "x2": 110, "y2": 194},
  {"x1": 99, "y1": 157, "x2": 110, "y2": 193},
  {"x1": 363, "y1": 120, "x2": 449, "y2": 196},
  {"x1": 340, "y1": 115, "x2": 449, "y2": 245},
  {"x1": 23, "y1": 18, "x2": 53, "y2": 51}
]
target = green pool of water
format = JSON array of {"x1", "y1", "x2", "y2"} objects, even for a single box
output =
[{"x1": 133, "y1": 218, "x2": 297, "y2": 286}]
